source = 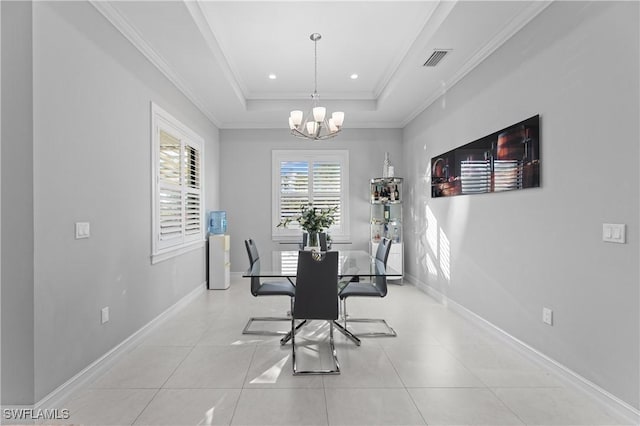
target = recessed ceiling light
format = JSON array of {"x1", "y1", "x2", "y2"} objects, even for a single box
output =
[
  {"x1": 350, "y1": 73, "x2": 359, "y2": 80},
  {"x1": 268, "y1": 73, "x2": 277, "y2": 80}
]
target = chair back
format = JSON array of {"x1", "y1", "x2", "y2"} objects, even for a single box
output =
[
  {"x1": 375, "y1": 238, "x2": 392, "y2": 265},
  {"x1": 245, "y1": 239, "x2": 260, "y2": 265},
  {"x1": 244, "y1": 239, "x2": 262, "y2": 296},
  {"x1": 293, "y1": 251, "x2": 338, "y2": 320},
  {"x1": 319, "y1": 233, "x2": 328, "y2": 251},
  {"x1": 374, "y1": 238, "x2": 392, "y2": 297}
]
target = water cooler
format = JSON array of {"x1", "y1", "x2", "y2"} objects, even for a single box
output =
[{"x1": 208, "y1": 211, "x2": 230, "y2": 289}]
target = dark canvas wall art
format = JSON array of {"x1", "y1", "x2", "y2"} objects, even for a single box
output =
[{"x1": 431, "y1": 115, "x2": 540, "y2": 198}]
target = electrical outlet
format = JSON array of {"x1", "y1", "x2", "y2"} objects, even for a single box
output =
[
  {"x1": 101, "y1": 307, "x2": 109, "y2": 324},
  {"x1": 542, "y1": 307, "x2": 553, "y2": 326}
]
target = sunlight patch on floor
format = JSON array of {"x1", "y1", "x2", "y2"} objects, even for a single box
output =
[{"x1": 249, "y1": 355, "x2": 289, "y2": 384}]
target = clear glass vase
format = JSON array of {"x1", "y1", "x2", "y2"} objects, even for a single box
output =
[{"x1": 305, "y1": 232, "x2": 320, "y2": 251}]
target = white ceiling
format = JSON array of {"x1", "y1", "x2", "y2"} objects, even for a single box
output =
[{"x1": 92, "y1": 1, "x2": 551, "y2": 130}]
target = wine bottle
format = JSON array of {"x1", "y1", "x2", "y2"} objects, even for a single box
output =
[{"x1": 394, "y1": 185, "x2": 399, "y2": 201}]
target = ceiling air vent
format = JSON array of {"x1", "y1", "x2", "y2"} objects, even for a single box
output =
[{"x1": 423, "y1": 49, "x2": 450, "y2": 67}]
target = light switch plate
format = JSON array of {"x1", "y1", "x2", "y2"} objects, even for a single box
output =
[
  {"x1": 602, "y1": 223, "x2": 625, "y2": 244},
  {"x1": 101, "y1": 307, "x2": 109, "y2": 324},
  {"x1": 542, "y1": 307, "x2": 553, "y2": 326},
  {"x1": 75, "y1": 222, "x2": 90, "y2": 239}
]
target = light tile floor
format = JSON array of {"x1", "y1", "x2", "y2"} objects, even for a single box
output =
[{"x1": 44, "y1": 277, "x2": 631, "y2": 425}]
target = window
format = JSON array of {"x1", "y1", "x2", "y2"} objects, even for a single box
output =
[
  {"x1": 151, "y1": 103, "x2": 205, "y2": 263},
  {"x1": 272, "y1": 150, "x2": 349, "y2": 241}
]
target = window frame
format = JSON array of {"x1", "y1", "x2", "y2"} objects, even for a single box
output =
[
  {"x1": 272, "y1": 150, "x2": 350, "y2": 242},
  {"x1": 151, "y1": 102, "x2": 205, "y2": 264}
]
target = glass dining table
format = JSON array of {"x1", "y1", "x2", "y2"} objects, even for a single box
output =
[
  {"x1": 243, "y1": 249, "x2": 401, "y2": 277},
  {"x1": 242, "y1": 249, "x2": 402, "y2": 346}
]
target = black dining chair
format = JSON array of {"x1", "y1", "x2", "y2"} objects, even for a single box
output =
[
  {"x1": 242, "y1": 239, "x2": 305, "y2": 336},
  {"x1": 335, "y1": 238, "x2": 397, "y2": 338},
  {"x1": 291, "y1": 250, "x2": 340, "y2": 375}
]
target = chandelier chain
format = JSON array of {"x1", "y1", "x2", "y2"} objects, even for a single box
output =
[{"x1": 314, "y1": 36, "x2": 318, "y2": 95}]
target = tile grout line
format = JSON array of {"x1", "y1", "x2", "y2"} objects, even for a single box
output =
[
  {"x1": 128, "y1": 338, "x2": 200, "y2": 425},
  {"x1": 379, "y1": 344, "x2": 429, "y2": 425},
  {"x1": 129, "y1": 388, "x2": 162, "y2": 426},
  {"x1": 227, "y1": 343, "x2": 260, "y2": 426},
  {"x1": 484, "y1": 386, "x2": 528, "y2": 426},
  {"x1": 322, "y1": 383, "x2": 331, "y2": 426}
]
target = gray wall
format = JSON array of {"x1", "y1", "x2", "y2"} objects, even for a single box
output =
[
  {"x1": 220, "y1": 128, "x2": 402, "y2": 271},
  {"x1": 1, "y1": 1, "x2": 220, "y2": 405},
  {"x1": 402, "y1": 1, "x2": 639, "y2": 410},
  {"x1": 1, "y1": 1, "x2": 35, "y2": 406}
]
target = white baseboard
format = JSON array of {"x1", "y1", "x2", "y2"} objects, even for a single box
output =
[
  {"x1": 28, "y1": 282, "x2": 206, "y2": 412},
  {"x1": 403, "y1": 272, "x2": 640, "y2": 425}
]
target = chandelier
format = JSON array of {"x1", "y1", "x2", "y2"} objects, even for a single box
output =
[{"x1": 289, "y1": 33, "x2": 344, "y2": 140}]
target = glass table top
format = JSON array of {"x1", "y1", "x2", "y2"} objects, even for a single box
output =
[{"x1": 242, "y1": 250, "x2": 402, "y2": 278}]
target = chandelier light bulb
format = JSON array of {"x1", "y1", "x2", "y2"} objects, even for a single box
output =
[
  {"x1": 290, "y1": 110, "x2": 303, "y2": 126},
  {"x1": 328, "y1": 118, "x2": 338, "y2": 133},
  {"x1": 331, "y1": 111, "x2": 344, "y2": 127},
  {"x1": 307, "y1": 121, "x2": 318, "y2": 135},
  {"x1": 313, "y1": 107, "x2": 326, "y2": 122}
]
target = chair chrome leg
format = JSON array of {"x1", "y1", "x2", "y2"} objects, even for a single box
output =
[
  {"x1": 333, "y1": 320, "x2": 361, "y2": 346},
  {"x1": 329, "y1": 322, "x2": 340, "y2": 373},
  {"x1": 292, "y1": 320, "x2": 340, "y2": 375},
  {"x1": 243, "y1": 297, "x2": 299, "y2": 336},
  {"x1": 280, "y1": 296, "x2": 307, "y2": 345},
  {"x1": 291, "y1": 315, "x2": 297, "y2": 373},
  {"x1": 279, "y1": 320, "x2": 307, "y2": 345},
  {"x1": 242, "y1": 317, "x2": 293, "y2": 335},
  {"x1": 343, "y1": 318, "x2": 397, "y2": 337},
  {"x1": 339, "y1": 297, "x2": 397, "y2": 338}
]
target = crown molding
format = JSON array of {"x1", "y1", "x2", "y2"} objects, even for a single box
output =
[
  {"x1": 89, "y1": 1, "x2": 223, "y2": 128},
  {"x1": 183, "y1": 1, "x2": 248, "y2": 110},
  {"x1": 401, "y1": 0, "x2": 553, "y2": 127},
  {"x1": 374, "y1": 0, "x2": 456, "y2": 101},
  {"x1": 246, "y1": 91, "x2": 377, "y2": 102},
  {"x1": 377, "y1": 0, "x2": 457, "y2": 108},
  {"x1": 218, "y1": 120, "x2": 403, "y2": 130}
]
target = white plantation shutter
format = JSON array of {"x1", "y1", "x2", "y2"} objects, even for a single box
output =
[
  {"x1": 312, "y1": 161, "x2": 342, "y2": 227},
  {"x1": 279, "y1": 161, "x2": 309, "y2": 229},
  {"x1": 273, "y1": 150, "x2": 349, "y2": 240},
  {"x1": 152, "y1": 103, "x2": 205, "y2": 263},
  {"x1": 159, "y1": 131, "x2": 183, "y2": 243},
  {"x1": 184, "y1": 145, "x2": 202, "y2": 239}
]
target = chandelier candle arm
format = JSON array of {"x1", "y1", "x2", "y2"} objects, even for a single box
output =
[{"x1": 288, "y1": 33, "x2": 345, "y2": 141}]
